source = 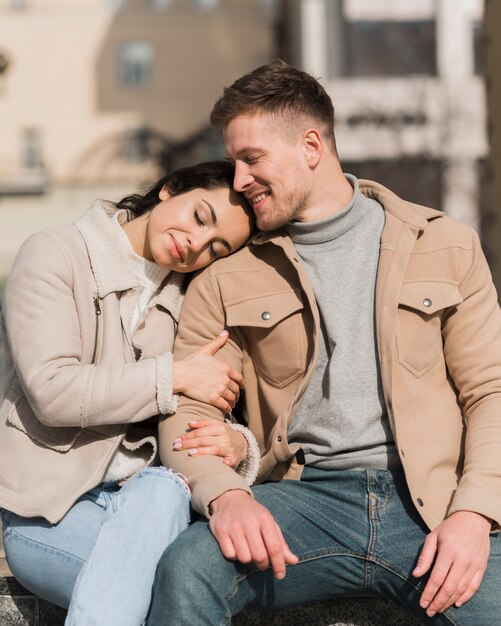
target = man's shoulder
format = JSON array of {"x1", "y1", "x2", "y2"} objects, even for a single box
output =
[{"x1": 205, "y1": 235, "x2": 293, "y2": 277}]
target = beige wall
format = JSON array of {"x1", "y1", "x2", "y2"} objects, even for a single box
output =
[{"x1": 0, "y1": 0, "x2": 277, "y2": 184}]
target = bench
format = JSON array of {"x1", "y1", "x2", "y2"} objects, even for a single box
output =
[{"x1": 1, "y1": 557, "x2": 424, "y2": 626}]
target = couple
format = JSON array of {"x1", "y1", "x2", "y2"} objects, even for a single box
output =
[{"x1": 2, "y1": 60, "x2": 501, "y2": 625}]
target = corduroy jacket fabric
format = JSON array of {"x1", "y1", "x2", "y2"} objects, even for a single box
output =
[
  {"x1": 0, "y1": 201, "x2": 185, "y2": 523},
  {"x1": 159, "y1": 180, "x2": 501, "y2": 532}
]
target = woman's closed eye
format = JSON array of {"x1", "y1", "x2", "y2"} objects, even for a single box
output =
[{"x1": 194, "y1": 210, "x2": 205, "y2": 227}]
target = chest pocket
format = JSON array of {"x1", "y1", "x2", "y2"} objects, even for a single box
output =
[
  {"x1": 396, "y1": 281, "x2": 463, "y2": 377},
  {"x1": 226, "y1": 290, "x2": 306, "y2": 388}
]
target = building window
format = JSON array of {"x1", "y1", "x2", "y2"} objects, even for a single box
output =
[
  {"x1": 344, "y1": 158, "x2": 443, "y2": 209},
  {"x1": 21, "y1": 128, "x2": 43, "y2": 170},
  {"x1": 147, "y1": 0, "x2": 171, "y2": 9},
  {"x1": 118, "y1": 42, "x2": 153, "y2": 88},
  {"x1": 473, "y1": 21, "x2": 485, "y2": 76},
  {"x1": 345, "y1": 21, "x2": 437, "y2": 76},
  {"x1": 105, "y1": 0, "x2": 127, "y2": 9},
  {"x1": 192, "y1": 0, "x2": 219, "y2": 9}
]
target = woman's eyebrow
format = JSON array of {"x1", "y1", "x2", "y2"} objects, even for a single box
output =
[{"x1": 202, "y1": 198, "x2": 232, "y2": 252}]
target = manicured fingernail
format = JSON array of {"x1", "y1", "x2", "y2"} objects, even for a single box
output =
[
  {"x1": 173, "y1": 440, "x2": 182, "y2": 450},
  {"x1": 427, "y1": 611, "x2": 436, "y2": 617},
  {"x1": 188, "y1": 448, "x2": 198, "y2": 455},
  {"x1": 420, "y1": 601, "x2": 429, "y2": 609},
  {"x1": 276, "y1": 572, "x2": 285, "y2": 580},
  {"x1": 219, "y1": 330, "x2": 228, "y2": 337}
]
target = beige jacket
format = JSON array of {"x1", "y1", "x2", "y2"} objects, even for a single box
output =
[
  {"x1": 159, "y1": 180, "x2": 501, "y2": 532},
  {"x1": 0, "y1": 201, "x2": 185, "y2": 523}
]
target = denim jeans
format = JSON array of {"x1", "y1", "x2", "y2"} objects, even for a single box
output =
[
  {"x1": 1, "y1": 466, "x2": 191, "y2": 626},
  {"x1": 147, "y1": 467, "x2": 501, "y2": 626}
]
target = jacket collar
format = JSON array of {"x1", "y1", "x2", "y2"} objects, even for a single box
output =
[
  {"x1": 248, "y1": 178, "x2": 443, "y2": 247},
  {"x1": 358, "y1": 179, "x2": 444, "y2": 229},
  {"x1": 74, "y1": 199, "x2": 185, "y2": 321}
]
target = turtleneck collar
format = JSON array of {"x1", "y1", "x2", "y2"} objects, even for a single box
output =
[{"x1": 285, "y1": 174, "x2": 365, "y2": 245}]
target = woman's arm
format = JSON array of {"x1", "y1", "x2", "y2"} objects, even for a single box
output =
[
  {"x1": 4, "y1": 231, "x2": 243, "y2": 428},
  {"x1": 173, "y1": 419, "x2": 260, "y2": 486}
]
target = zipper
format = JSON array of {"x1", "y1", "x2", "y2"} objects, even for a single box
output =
[{"x1": 91, "y1": 296, "x2": 102, "y2": 363}]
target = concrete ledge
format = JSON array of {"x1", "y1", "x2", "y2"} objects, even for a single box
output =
[{"x1": 0, "y1": 558, "x2": 423, "y2": 626}]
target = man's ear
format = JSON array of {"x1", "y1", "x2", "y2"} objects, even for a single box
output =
[
  {"x1": 159, "y1": 185, "x2": 170, "y2": 201},
  {"x1": 303, "y1": 128, "x2": 323, "y2": 168}
]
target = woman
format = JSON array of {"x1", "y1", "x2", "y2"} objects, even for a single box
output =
[{"x1": 0, "y1": 161, "x2": 258, "y2": 625}]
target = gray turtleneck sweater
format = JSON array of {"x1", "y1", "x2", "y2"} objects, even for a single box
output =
[{"x1": 286, "y1": 175, "x2": 399, "y2": 470}]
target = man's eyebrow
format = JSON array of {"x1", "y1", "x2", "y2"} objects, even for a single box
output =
[{"x1": 202, "y1": 198, "x2": 232, "y2": 252}]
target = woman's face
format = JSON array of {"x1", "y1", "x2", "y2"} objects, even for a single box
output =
[{"x1": 145, "y1": 186, "x2": 253, "y2": 273}]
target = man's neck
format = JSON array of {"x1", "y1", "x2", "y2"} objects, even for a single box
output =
[{"x1": 296, "y1": 160, "x2": 353, "y2": 224}]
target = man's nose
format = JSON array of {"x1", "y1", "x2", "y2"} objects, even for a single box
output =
[{"x1": 233, "y1": 162, "x2": 253, "y2": 192}]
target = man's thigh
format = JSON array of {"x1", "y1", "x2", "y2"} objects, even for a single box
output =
[
  {"x1": 369, "y1": 470, "x2": 501, "y2": 625},
  {"x1": 150, "y1": 468, "x2": 374, "y2": 622}
]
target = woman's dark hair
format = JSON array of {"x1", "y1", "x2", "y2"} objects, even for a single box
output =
[{"x1": 115, "y1": 160, "x2": 236, "y2": 217}]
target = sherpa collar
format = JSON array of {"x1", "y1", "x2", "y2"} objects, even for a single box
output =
[{"x1": 74, "y1": 199, "x2": 186, "y2": 322}]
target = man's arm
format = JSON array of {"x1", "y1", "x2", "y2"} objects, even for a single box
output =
[
  {"x1": 158, "y1": 265, "x2": 298, "y2": 578},
  {"x1": 414, "y1": 228, "x2": 501, "y2": 616},
  {"x1": 158, "y1": 265, "x2": 252, "y2": 515}
]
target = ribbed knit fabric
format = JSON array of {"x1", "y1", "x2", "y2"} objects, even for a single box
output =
[{"x1": 286, "y1": 174, "x2": 399, "y2": 470}]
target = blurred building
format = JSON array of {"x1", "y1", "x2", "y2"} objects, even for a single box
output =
[
  {"x1": 484, "y1": 0, "x2": 501, "y2": 295},
  {"x1": 282, "y1": 0, "x2": 486, "y2": 232},
  {"x1": 0, "y1": 0, "x2": 279, "y2": 277}
]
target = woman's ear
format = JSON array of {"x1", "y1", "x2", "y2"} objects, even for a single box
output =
[{"x1": 159, "y1": 185, "x2": 170, "y2": 201}]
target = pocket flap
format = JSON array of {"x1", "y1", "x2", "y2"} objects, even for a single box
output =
[
  {"x1": 399, "y1": 282, "x2": 463, "y2": 314},
  {"x1": 226, "y1": 290, "x2": 304, "y2": 328},
  {"x1": 7, "y1": 395, "x2": 80, "y2": 452}
]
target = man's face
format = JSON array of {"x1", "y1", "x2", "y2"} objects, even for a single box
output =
[{"x1": 224, "y1": 112, "x2": 311, "y2": 231}]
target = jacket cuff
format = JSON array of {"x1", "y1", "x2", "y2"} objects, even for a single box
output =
[
  {"x1": 155, "y1": 353, "x2": 178, "y2": 415},
  {"x1": 229, "y1": 422, "x2": 260, "y2": 486}
]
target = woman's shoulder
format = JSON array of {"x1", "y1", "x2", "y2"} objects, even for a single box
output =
[{"x1": 11, "y1": 223, "x2": 86, "y2": 277}]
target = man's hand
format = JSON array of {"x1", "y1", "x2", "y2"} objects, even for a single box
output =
[
  {"x1": 413, "y1": 510, "x2": 491, "y2": 617},
  {"x1": 209, "y1": 490, "x2": 299, "y2": 580}
]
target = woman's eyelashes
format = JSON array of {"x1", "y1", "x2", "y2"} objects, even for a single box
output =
[
  {"x1": 193, "y1": 209, "x2": 218, "y2": 259},
  {"x1": 194, "y1": 210, "x2": 204, "y2": 226}
]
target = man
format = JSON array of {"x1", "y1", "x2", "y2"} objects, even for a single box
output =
[{"x1": 148, "y1": 60, "x2": 501, "y2": 625}]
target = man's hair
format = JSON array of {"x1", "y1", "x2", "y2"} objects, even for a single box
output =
[{"x1": 210, "y1": 59, "x2": 337, "y2": 152}]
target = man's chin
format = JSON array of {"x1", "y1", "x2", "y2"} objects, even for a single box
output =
[{"x1": 256, "y1": 215, "x2": 288, "y2": 231}]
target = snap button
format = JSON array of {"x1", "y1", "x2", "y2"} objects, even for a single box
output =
[
  {"x1": 423, "y1": 298, "x2": 432, "y2": 308},
  {"x1": 417, "y1": 498, "x2": 424, "y2": 507},
  {"x1": 261, "y1": 311, "x2": 271, "y2": 321}
]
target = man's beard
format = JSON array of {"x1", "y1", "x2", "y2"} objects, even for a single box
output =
[{"x1": 255, "y1": 187, "x2": 309, "y2": 231}]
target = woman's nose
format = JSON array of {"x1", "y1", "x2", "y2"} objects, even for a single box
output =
[{"x1": 187, "y1": 233, "x2": 207, "y2": 255}]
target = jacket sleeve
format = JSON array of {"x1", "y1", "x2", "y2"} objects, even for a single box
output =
[
  {"x1": 443, "y1": 229, "x2": 501, "y2": 527},
  {"x1": 3, "y1": 231, "x2": 172, "y2": 428},
  {"x1": 158, "y1": 265, "x2": 253, "y2": 517}
]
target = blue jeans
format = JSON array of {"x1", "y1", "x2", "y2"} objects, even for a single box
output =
[
  {"x1": 1, "y1": 466, "x2": 191, "y2": 626},
  {"x1": 147, "y1": 467, "x2": 501, "y2": 626}
]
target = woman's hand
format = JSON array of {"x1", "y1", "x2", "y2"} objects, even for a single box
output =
[
  {"x1": 173, "y1": 419, "x2": 248, "y2": 468},
  {"x1": 172, "y1": 331, "x2": 244, "y2": 413}
]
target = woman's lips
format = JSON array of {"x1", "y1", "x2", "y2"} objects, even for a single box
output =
[{"x1": 169, "y1": 235, "x2": 184, "y2": 262}]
